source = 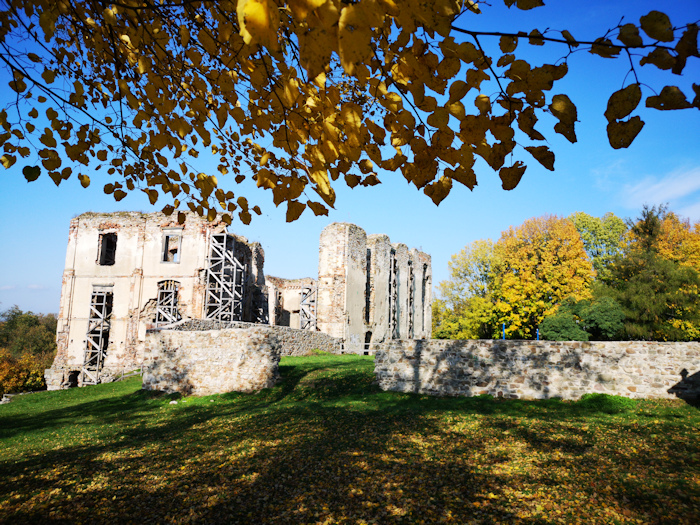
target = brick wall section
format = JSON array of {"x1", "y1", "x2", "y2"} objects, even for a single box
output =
[
  {"x1": 143, "y1": 327, "x2": 281, "y2": 395},
  {"x1": 374, "y1": 339, "x2": 700, "y2": 400},
  {"x1": 162, "y1": 319, "x2": 342, "y2": 356}
]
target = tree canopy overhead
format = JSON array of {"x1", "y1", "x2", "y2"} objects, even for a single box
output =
[{"x1": 1, "y1": 1, "x2": 698, "y2": 224}]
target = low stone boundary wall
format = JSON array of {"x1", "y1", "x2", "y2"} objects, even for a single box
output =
[
  {"x1": 163, "y1": 320, "x2": 342, "y2": 356},
  {"x1": 375, "y1": 339, "x2": 700, "y2": 400},
  {"x1": 143, "y1": 327, "x2": 281, "y2": 395}
]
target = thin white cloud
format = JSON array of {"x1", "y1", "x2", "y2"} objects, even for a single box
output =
[
  {"x1": 622, "y1": 166, "x2": 700, "y2": 210},
  {"x1": 0, "y1": 285, "x2": 17, "y2": 291},
  {"x1": 677, "y1": 201, "x2": 700, "y2": 223},
  {"x1": 27, "y1": 284, "x2": 48, "y2": 290}
]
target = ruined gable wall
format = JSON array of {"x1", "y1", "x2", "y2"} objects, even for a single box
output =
[
  {"x1": 367, "y1": 235, "x2": 391, "y2": 344},
  {"x1": 374, "y1": 340, "x2": 700, "y2": 400},
  {"x1": 316, "y1": 223, "x2": 433, "y2": 351},
  {"x1": 265, "y1": 276, "x2": 317, "y2": 328},
  {"x1": 47, "y1": 211, "x2": 266, "y2": 389},
  {"x1": 392, "y1": 243, "x2": 409, "y2": 340}
]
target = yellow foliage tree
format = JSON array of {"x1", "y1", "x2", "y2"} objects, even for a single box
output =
[
  {"x1": 0, "y1": 1, "x2": 698, "y2": 222},
  {"x1": 491, "y1": 215, "x2": 594, "y2": 338},
  {"x1": 657, "y1": 213, "x2": 700, "y2": 270}
]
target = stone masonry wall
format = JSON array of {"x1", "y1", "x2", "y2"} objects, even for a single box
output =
[
  {"x1": 375, "y1": 339, "x2": 700, "y2": 400},
  {"x1": 164, "y1": 320, "x2": 342, "y2": 356},
  {"x1": 142, "y1": 327, "x2": 281, "y2": 395}
]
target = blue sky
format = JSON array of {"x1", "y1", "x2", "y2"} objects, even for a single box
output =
[{"x1": 1, "y1": 0, "x2": 699, "y2": 314}]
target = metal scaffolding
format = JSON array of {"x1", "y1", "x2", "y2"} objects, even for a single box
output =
[
  {"x1": 408, "y1": 261, "x2": 415, "y2": 339},
  {"x1": 389, "y1": 250, "x2": 399, "y2": 339},
  {"x1": 300, "y1": 285, "x2": 317, "y2": 330},
  {"x1": 82, "y1": 289, "x2": 113, "y2": 385},
  {"x1": 155, "y1": 280, "x2": 181, "y2": 326},
  {"x1": 205, "y1": 233, "x2": 246, "y2": 321}
]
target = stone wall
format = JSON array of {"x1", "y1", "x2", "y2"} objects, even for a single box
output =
[
  {"x1": 143, "y1": 326, "x2": 281, "y2": 395},
  {"x1": 163, "y1": 320, "x2": 342, "y2": 356},
  {"x1": 374, "y1": 339, "x2": 700, "y2": 400}
]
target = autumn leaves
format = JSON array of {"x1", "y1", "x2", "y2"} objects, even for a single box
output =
[{"x1": 0, "y1": 2, "x2": 698, "y2": 223}]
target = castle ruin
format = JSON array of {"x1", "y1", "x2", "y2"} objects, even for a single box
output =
[{"x1": 45, "y1": 212, "x2": 432, "y2": 389}]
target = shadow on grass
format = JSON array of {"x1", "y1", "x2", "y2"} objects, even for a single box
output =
[{"x1": 1, "y1": 354, "x2": 698, "y2": 524}]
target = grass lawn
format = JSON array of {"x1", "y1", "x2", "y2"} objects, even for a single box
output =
[{"x1": 1, "y1": 353, "x2": 698, "y2": 524}]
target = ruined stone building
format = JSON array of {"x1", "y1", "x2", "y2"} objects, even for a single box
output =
[{"x1": 46, "y1": 212, "x2": 431, "y2": 389}]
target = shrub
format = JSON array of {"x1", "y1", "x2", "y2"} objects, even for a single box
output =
[{"x1": 0, "y1": 348, "x2": 54, "y2": 396}]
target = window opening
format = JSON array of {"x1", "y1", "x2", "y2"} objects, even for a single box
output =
[
  {"x1": 408, "y1": 260, "x2": 415, "y2": 339},
  {"x1": 97, "y1": 233, "x2": 117, "y2": 266},
  {"x1": 422, "y1": 264, "x2": 428, "y2": 333},
  {"x1": 156, "y1": 280, "x2": 182, "y2": 326},
  {"x1": 365, "y1": 249, "x2": 371, "y2": 324},
  {"x1": 162, "y1": 232, "x2": 182, "y2": 263},
  {"x1": 82, "y1": 288, "x2": 113, "y2": 385},
  {"x1": 389, "y1": 250, "x2": 399, "y2": 339},
  {"x1": 205, "y1": 233, "x2": 246, "y2": 321}
]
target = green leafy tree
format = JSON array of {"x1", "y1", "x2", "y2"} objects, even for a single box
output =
[
  {"x1": 605, "y1": 206, "x2": 700, "y2": 341},
  {"x1": 539, "y1": 295, "x2": 624, "y2": 341},
  {"x1": 0, "y1": 2, "x2": 697, "y2": 222},
  {"x1": 433, "y1": 239, "x2": 497, "y2": 339},
  {"x1": 569, "y1": 212, "x2": 628, "y2": 282},
  {"x1": 539, "y1": 309, "x2": 589, "y2": 341},
  {"x1": 0, "y1": 305, "x2": 57, "y2": 357}
]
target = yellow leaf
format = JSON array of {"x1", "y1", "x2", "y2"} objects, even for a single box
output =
[
  {"x1": 640, "y1": 48, "x2": 676, "y2": 70},
  {"x1": 427, "y1": 107, "x2": 450, "y2": 129},
  {"x1": 505, "y1": 0, "x2": 544, "y2": 10},
  {"x1": 237, "y1": 0, "x2": 280, "y2": 49},
  {"x1": 604, "y1": 84, "x2": 642, "y2": 122},
  {"x1": 475, "y1": 94, "x2": 491, "y2": 115},
  {"x1": 78, "y1": 174, "x2": 90, "y2": 188},
  {"x1": 646, "y1": 86, "x2": 692, "y2": 110},
  {"x1": 673, "y1": 23, "x2": 699, "y2": 74},
  {"x1": 561, "y1": 30, "x2": 578, "y2": 47},
  {"x1": 499, "y1": 162, "x2": 526, "y2": 190},
  {"x1": 307, "y1": 201, "x2": 328, "y2": 216},
  {"x1": 456, "y1": 41, "x2": 480, "y2": 64},
  {"x1": 617, "y1": 23, "x2": 643, "y2": 47},
  {"x1": 256, "y1": 168, "x2": 277, "y2": 189},
  {"x1": 286, "y1": 200, "x2": 305, "y2": 222},
  {"x1": 524, "y1": 146, "x2": 554, "y2": 171},
  {"x1": 590, "y1": 38, "x2": 621, "y2": 58},
  {"x1": 517, "y1": 106, "x2": 545, "y2": 141},
  {"x1": 549, "y1": 94, "x2": 578, "y2": 143},
  {"x1": 640, "y1": 10, "x2": 674, "y2": 42},
  {"x1": 1, "y1": 154, "x2": 16, "y2": 169},
  {"x1": 9, "y1": 77, "x2": 26, "y2": 93},
  {"x1": 41, "y1": 68, "x2": 56, "y2": 84},
  {"x1": 179, "y1": 25, "x2": 191, "y2": 46},
  {"x1": 288, "y1": 0, "x2": 326, "y2": 21},
  {"x1": 447, "y1": 101, "x2": 465, "y2": 119},
  {"x1": 423, "y1": 175, "x2": 452, "y2": 205},
  {"x1": 309, "y1": 166, "x2": 335, "y2": 207},
  {"x1": 607, "y1": 116, "x2": 645, "y2": 149},
  {"x1": 499, "y1": 35, "x2": 518, "y2": 53},
  {"x1": 528, "y1": 29, "x2": 544, "y2": 46},
  {"x1": 445, "y1": 164, "x2": 476, "y2": 190},
  {"x1": 39, "y1": 129, "x2": 56, "y2": 148},
  {"x1": 338, "y1": 4, "x2": 372, "y2": 75},
  {"x1": 144, "y1": 188, "x2": 158, "y2": 204}
]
